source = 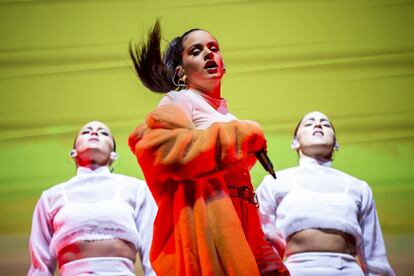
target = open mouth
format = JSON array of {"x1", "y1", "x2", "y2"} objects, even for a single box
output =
[{"x1": 204, "y1": 60, "x2": 218, "y2": 71}]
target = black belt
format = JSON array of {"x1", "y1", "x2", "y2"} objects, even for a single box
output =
[{"x1": 228, "y1": 185, "x2": 259, "y2": 208}]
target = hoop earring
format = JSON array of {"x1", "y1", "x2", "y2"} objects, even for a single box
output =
[{"x1": 172, "y1": 66, "x2": 188, "y2": 90}]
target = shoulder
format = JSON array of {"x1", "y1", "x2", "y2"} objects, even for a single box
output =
[
  {"x1": 257, "y1": 166, "x2": 297, "y2": 192},
  {"x1": 112, "y1": 173, "x2": 147, "y2": 187},
  {"x1": 112, "y1": 174, "x2": 156, "y2": 212},
  {"x1": 112, "y1": 173, "x2": 152, "y2": 195},
  {"x1": 159, "y1": 90, "x2": 194, "y2": 116},
  {"x1": 160, "y1": 90, "x2": 193, "y2": 104},
  {"x1": 36, "y1": 178, "x2": 72, "y2": 208},
  {"x1": 42, "y1": 175, "x2": 76, "y2": 196},
  {"x1": 330, "y1": 167, "x2": 372, "y2": 195},
  {"x1": 275, "y1": 166, "x2": 299, "y2": 179},
  {"x1": 331, "y1": 167, "x2": 368, "y2": 185}
]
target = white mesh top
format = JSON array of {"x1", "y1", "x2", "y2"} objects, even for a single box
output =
[
  {"x1": 28, "y1": 166, "x2": 157, "y2": 276},
  {"x1": 256, "y1": 156, "x2": 395, "y2": 275}
]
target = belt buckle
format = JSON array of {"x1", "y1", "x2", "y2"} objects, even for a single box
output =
[{"x1": 239, "y1": 186, "x2": 259, "y2": 208}]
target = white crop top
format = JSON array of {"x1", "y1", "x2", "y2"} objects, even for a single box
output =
[
  {"x1": 276, "y1": 174, "x2": 361, "y2": 244},
  {"x1": 256, "y1": 156, "x2": 395, "y2": 275},
  {"x1": 28, "y1": 166, "x2": 157, "y2": 276},
  {"x1": 158, "y1": 89, "x2": 236, "y2": 129},
  {"x1": 51, "y1": 183, "x2": 140, "y2": 254}
]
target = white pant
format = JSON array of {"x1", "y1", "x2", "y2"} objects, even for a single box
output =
[
  {"x1": 60, "y1": 257, "x2": 135, "y2": 276},
  {"x1": 285, "y1": 252, "x2": 365, "y2": 276}
]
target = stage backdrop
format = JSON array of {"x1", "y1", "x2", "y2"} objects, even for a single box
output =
[{"x1": 1, "y1": 0, "x2": 413, "y2": 275}]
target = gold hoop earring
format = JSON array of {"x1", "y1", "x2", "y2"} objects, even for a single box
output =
[{"x1": 172, "y1": 66, "x2": 188, "y2": 90}]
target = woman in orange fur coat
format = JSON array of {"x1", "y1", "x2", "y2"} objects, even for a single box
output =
[{"x1": 128, "y1": 20, "x2": 289, "y2": 276}]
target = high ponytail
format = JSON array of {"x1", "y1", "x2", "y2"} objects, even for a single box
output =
[
  {"x1": 129, "y1": 19, "x2": 175, "y2": 93},
  {"x1": 129, "y1": 19, "x2": 203, "y2": 93}
]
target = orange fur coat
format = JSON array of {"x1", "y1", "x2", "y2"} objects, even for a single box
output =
[{"x1": 129, "y1": 104, "x2": 277, "y2": 275}]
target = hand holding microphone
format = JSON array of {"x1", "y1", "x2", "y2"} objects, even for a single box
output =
[{"x1": 215, "y1": 120, "x2": 276, "y2": 179}]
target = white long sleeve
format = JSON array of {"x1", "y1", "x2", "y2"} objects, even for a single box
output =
[
  {"x1": 256, "y1": 156, "x2": 395, "y2": 275},
  {"x1": 358, "y1": 183, "x2": 395, "y2": 275},
  {"x1": 134, "y1": 182, "x2": 157, "y2": 276},
  {"x1": 28, "y1": 193, "x2": 56, "y2": 275},
  {"x1": 28, "y1": 167, "x2": 157, "y2": 275}
]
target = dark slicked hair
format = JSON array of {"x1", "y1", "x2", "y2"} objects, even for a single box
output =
[{"x1": 129, "y1": 19, "x2": 201, "y2": 93}]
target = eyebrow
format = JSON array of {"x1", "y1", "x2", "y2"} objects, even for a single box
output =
[
  {"x1": 83, "y1": 126, "x2": 108, "y2": 132},
  {"x1": 188, "y1": 43, "x2": 202, "y2": 51},
  {"x1": 188, "y1": 41, "x2": 218, "y2": 50},
  {"x1": 303, "y1": 118, "x2": 330, "y2": 123}
]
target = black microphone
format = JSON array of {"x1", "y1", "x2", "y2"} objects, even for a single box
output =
[{"x1": 256, "y1": 149, "x2": 276, "y2": 179}]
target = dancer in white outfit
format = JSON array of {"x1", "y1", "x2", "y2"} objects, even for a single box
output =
[
  {"x1": 257, "y1": 111, "x2": 395, "y2": 275},
  {"x1": 28, "y1": 121, "x2": 157, "y2": 276}
]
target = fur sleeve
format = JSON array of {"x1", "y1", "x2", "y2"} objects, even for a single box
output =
[{"x1": 129, "y1": 104, "x2": 265, "y2": 182}]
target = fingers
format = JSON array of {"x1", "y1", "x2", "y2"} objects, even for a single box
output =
[
  {"x1": 216, "y1": 120, "x2": 266, "y2": 168},
  {"x1": 128, "y1": 123, "x2": 149, "y2": 153},
  {"x1": 216, "y1": 121, "x2": 240, "y2": 166},
  {"x1": 240, "y1": 120, "x2": 266, "y2": 153}
]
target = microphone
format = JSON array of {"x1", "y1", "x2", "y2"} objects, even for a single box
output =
[{"x1": 256, "y1": 149, "x2": 276, "y2": 179}]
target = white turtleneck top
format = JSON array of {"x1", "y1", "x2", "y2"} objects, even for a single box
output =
[
  {"x1": 256, "y1": 156, "x2": 395, "y2": 275},
  {"x1": 158, "y1": 89, "x2": 236, "y2": 129},
  {"x1": 28, "y1": 166, "x2": 157, "y2": 276}
]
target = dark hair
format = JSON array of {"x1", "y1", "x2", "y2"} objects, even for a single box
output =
[{"x1": 129, "y1": 19, "x2": 201, "y2": 93}]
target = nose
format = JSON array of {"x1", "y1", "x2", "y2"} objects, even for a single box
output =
[
  {"x1": 204, "y1": 49, "x2": 213, "y2": 60},
  {"x1": 90, "y1": 130, "x2": 98, "y2": 136},
  {"x1": 314, "y1": 122, "x2": 322, "y2": 128}
]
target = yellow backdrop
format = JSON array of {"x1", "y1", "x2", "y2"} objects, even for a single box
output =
[{"x1": 0, "y1": 0, "x2": 413, "y2": 275}]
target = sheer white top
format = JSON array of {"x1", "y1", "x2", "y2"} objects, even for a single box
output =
[
  {"x1": 158, "y1": 89, "x2": 236, "y2": 128},
  {"x1": 28, "y1": 166, "x2": 157, "y2": 276},
  {"x1": 257, "y1": 156, "x2": 395, "y2": 275}
]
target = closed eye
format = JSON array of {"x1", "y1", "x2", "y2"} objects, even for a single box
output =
[
  {"x1": 209, "y1": 45, "x2": 219, "y2": 52},
  {"x1": 191, "y1": 48, "x2": 201, "y2": 56}
]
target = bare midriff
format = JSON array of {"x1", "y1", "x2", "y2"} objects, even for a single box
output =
[
  {"x1": 58, "y1": 239, "x2": 136, "y2": 268},
  {"x1": 286, "y1": 229, "x2": 356, "y2": 257}
]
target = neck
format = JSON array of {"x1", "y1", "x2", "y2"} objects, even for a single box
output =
[
  {"x1": 189, "y1": 85, "x2": 221, "y2": 111},
  {"x1": 76, "y1": 158, "x2": 109, "y2": 170},
  {"x1": 189, "y1": 81, "x2": 221, "y2": 100},
  {"x1": 208, "y1": 84, "x2": 221, "y2": 99},
  {"x1": 299, "y1": 151, "x2": 332, "y2": 164}
]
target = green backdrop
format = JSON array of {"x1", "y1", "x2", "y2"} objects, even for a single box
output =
[{"x1": 1, "y1": 0, "x2": 413, "y2": 275}]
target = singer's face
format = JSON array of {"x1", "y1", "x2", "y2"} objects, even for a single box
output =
[
  {"x1": 295, "y1": 111, "x2": 335, "y2": 158},
  {"x1": 181, "y1": 30, "x2": 225, "y2": 92}
]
